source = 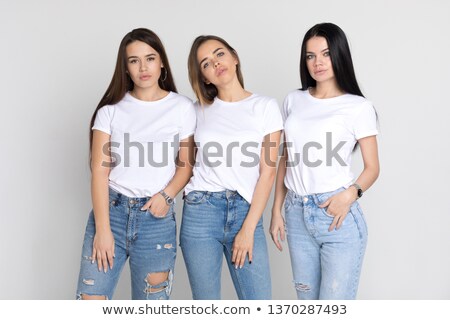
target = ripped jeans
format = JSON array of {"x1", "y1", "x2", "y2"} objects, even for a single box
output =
[
  {"x1": 284, "y1": 187, "x2": 368, "y2": 300},
  {"x1": 76, "y1": 188, "x2": 176, "y2": 300},
  {"x1": 180, "y1": 190, "x2": 271, "y2": 300}
]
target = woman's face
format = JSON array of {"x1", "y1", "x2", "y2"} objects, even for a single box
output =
[
  {"x1": 196, "y1": 39, "x2": 238, "y2": 87},
  {"x1": 126, "y1": 40, "x2": 163, "y2": 90},
  {"x1": 305, "y1": 36, "x2": 335, "y2": 84}
]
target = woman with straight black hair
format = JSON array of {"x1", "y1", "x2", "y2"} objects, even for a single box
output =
[
  {"x1": 76, "y1": 28, "x2": 196, "y2": 300},
  {"x1": 270, "y1": 23, "x2": 379, "y2": 299}
]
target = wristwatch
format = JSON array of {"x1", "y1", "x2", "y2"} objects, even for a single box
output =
[
  {"x1": 159, "y1": 190, "x2": 174, "y2": 205},
  {"x1": 350, "y1": 183, "x2": 363, "y2": 199}
]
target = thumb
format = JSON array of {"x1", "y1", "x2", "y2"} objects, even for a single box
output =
[
  {"x1": 141, "y1": 198, "x2": 153, "y2": 211},
  {"x1": 319, "y1": 198, "x2": 331, "y2": 208}
]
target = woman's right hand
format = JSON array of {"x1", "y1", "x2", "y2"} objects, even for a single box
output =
[
  {"x1": 92, "y1": 229, "x2": 115, "y2": 273},
  {"x1": 270, "y1": 211, "x2": 285, "y2": 251}
]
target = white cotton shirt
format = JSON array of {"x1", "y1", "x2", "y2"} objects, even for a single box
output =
[
  {"x1": 184, "y1": 94, "x2": 284, "y2": 203},
  {"x1": 283, "y1": 89, "x2": 378, "y2": 195},
  {"x1": 92, "y1": 92, "x2": 196, "y2": 197}
]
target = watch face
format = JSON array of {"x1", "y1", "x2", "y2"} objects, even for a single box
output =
[
  {"x1": 357, "y1": 189, "x2": 363, "y2": 198},
  {"x1": 167, "y1": 198, "x2": 174, "y2": 204}
]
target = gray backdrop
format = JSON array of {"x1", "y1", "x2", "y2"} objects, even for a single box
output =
[{"x1": 1, "y1": 0, "x2": 449, "y2": 299}]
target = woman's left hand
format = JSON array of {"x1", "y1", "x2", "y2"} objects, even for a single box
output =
[
  {"x1": 232, "y1": 227, "x2": 255, "y2": 269},
  {"x1": 319, "y1": 189, "x2": 356, "y2": 231},
  {"x1": 141, "y1": 193, "x2": 170, "y2": 217}
]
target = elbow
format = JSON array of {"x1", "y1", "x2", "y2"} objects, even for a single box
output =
[{"x1": 260, "y1": 168, "x2": 277, "y2": 184}]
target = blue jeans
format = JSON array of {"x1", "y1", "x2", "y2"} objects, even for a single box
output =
[
  {"x1": 180, "y1": 190, "x2": 272, "y2": 300},
  {"x1": 285, "y1": 187, "x2": 368, "y2": 300},
  {"x1": 76, "y1": 188, "x2": 176, "y2": 300}
]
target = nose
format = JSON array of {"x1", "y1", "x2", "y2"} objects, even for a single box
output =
[
  {"x1": 314, "y1": 56, "x2": 323, "y2": 67},
  {"x1": 213, "y1": 59, "x2": 220, "y2": 68},
  {"x1": 139, "y1": 61, "x2": 147, "y2": 71}
]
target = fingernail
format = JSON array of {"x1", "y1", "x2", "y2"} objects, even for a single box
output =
[{"x1": 240, "y1": 265, "x2": 243, "y2": 269}]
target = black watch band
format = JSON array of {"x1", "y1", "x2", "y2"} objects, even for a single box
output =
[{"x1": 350, "y1": 183, "x2": 363, "y2": 199}]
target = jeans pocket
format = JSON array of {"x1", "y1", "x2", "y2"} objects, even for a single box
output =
[
  {"x1": 351, "y1": 202, "x2": 368, "y2": 236},
  {"x1": 149, "y1": 206, "x2": 175, "y2": 220},
  {"x1": 284, "y1": 192, "x2": 294, "y2": 212},
  {"x1": 184, "y1": 191, "x2": 207, "y2": 205},
  {"x1": 319, "y1": 207, "x2": 336, "y2": 219}
]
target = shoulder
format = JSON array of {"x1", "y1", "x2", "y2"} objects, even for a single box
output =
[{"x1": 168, "y1": 92, "x2": 195, "y2": 105}]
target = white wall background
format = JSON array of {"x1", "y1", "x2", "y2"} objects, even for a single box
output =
[{"x1": 1, "y1": 0, "x2": 449, "y2": 300}]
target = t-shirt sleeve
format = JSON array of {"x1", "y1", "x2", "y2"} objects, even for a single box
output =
[
  {"x1": 263, "y1": 98, "x2": 284, "y2": 135},
  {"x1": 353, "y1": 102, "x2": 379, "y2": 140},
  {"x1": 281, "y1": 94, "x2": 292, "y2": 123},
  {"x1": 92, "y1": 106, "x2": 112, "y2": 135},
  {"x1": 179, "y1": 100, "x2": 197, "y2": 140}
]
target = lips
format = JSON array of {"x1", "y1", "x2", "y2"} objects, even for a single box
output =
[
  {"x1": 314, "y1": 69, "x2": 327, "y2": 75},
  {"x1": 216, "y1": 67, "x2": 226, "y2": 76},
  {"x1": 140, "y1": 74, "x2": 151, "y2": 80}
]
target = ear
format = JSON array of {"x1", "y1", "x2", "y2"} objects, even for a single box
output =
[{"x1": 203, "y1": 78, "x2": 210, "y2": 85}]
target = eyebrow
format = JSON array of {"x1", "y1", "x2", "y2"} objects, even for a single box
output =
[
  {"x1": 127, "y1": 53, "x2": 156, "y2": 60},
  {"x1": 306, "y1": 48, "x2": 329, "y2": 54},
  {"x1": 199, "y1": 47, "x2": 224, "y2": 66}
]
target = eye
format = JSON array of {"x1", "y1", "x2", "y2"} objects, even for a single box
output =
[
  {"x1": 306, "y1": 54, "x2": 314, "y2": 60},
  {"x1": 323, "y1": 51, "x2": 330, "y2": 57},
  {"x1": 217, "y1": 51, "x2": 225, "y2": 57},
  {"x1": 129, "y1": 59, "x2": 138, "y2": 64},
  {"x1": 147, "y1": 56, "x2": 155, "y2": 62},
  {"x1": 202, "y1": 62, "x2": 209, "y2": 69}
]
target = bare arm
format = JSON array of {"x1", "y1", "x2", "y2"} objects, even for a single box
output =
[
  {"x1": 90, "y1": 129, "x2": 114, "y2": 272},
  {"x1": 319, "y1": 135, "x2": 380, "y2": 231},
  {"x1": 232, "y1": 130, "x2": 281, "y2": 267},
  {"x1": 141, "y1": 135, "x2": 195, "y2": 215},
  {"x1": 270, "y1": 134, "x2": 288, "y2": 251}
]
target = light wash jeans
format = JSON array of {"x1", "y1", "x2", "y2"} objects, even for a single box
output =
[
  {"x1": 180, "y1": 190, "x2": 272, "y2": 300},
  {"x1": 76, "y1": 188, "x2": 176, "y2": 300},
  {"x1": 284, "y1": 187, "x2": 368, "y2": 300}
]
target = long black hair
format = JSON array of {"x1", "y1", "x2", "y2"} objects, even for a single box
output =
[
  {"x1": 89, "y1": 28, "x2": 177, "y2": 157},
  {"x1": 300, "y1": 23, "x2": 363, "y2": 97}
]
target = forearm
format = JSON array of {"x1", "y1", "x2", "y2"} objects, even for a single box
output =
[
  {"x1": 353, "y1": 164, "x2": 380, "y2": 194},
  {"x1": 91, "y1": 169, "x2": 111, "y2": 233},
  {"x1": 242, "y1": 171, "x2": 276, "y2": 232},
  {"x1": 162, "y1": 165, "x2": 193, "y2": 199},
  {"x1": 271, "y1": 153, "x2": 287, "y2": 215}
]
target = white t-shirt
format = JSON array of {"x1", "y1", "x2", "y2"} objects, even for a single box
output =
[
  {"x1": 184, "y1": 94, "x2": 283, "y2": 203},
  {"x1": 93, "y1": 92, "x2": 196, "y2": 197},
  {"x1": 282, "y1": 89, "x2": 378, "y2": 195}
]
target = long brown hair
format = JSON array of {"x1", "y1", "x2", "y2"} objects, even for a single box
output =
[
  {"x1": 89, "y1": 28, "x2": 177, "y2": 156},
  {"x1": 188, "y1": 35, "x2": 244, "y2": 105}
]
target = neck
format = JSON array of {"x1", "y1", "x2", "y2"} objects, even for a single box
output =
[
  {"x1": 216, "y1": 78, "x2": 251, "y2": 102},
  {"x1": 311, "y1": 80, "x2": 345, "y2": 99},
  {"x1": 131, "y1": 86, "x2": 168, "y2": 102}
]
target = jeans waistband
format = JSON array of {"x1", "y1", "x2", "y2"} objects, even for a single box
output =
[
  {"x1": 286, "y1": 187, "x2": 346, "y2": 206},
  {"x1": 109, "y1": 187, "x2": 151, "y2": 206},
  {"x1": 190, "y1": 189, "x2": 244, "y2": 201}
]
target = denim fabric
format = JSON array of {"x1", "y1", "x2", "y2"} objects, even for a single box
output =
[
  {"x1": 180, "y1": 190, "x2": 272, "y2": 300},
  {"x1": 76, "y1": 188, "x2": 176, "y2": 300},
  {"x1": 285, "y1": 187, "x2": 368, "y2": 300}
]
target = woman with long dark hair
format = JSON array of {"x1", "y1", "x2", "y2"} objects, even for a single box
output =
[
  {"x1": 270, "y1": 23, "x2": 379, "y2": 299},
  {"x1": 76, "y1": 28, "x2": 196, "y2": 300},
  {"x1": 181, "y1": 35, "x2": 283, "y2": 299}
]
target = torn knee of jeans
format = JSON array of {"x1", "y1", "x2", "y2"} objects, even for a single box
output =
[
  {"x1": 145, "y1": 269, "x2": 173, "y2": 295},
  {"x1": 295, "y1": 282, "x2": 311, "y2": 292}
]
